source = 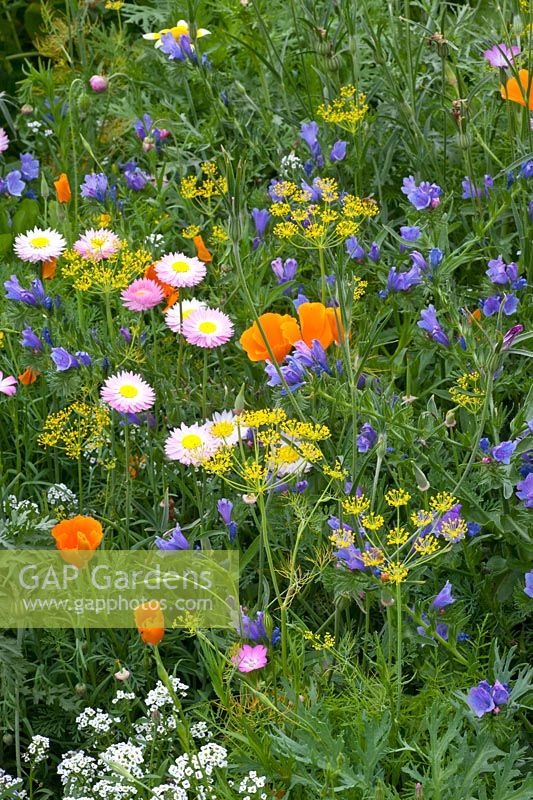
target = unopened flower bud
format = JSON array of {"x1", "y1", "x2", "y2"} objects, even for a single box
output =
[
  {"x1": 89, "y1": 75, "x2": 108, "y2": 93},
  {"x1": 242, "y1": 493, "x2": 257, "y2": 505},
  {"x1": 3, "y1": 733, "x2": 13, "y2": 746},
  {"x1": 142, "y1": 137, "x2": 155, "y2": 152},
  {"x1": 482, "y1": 456, "x2": 491, "y2": 464},
  {"x1": 413, "y1": 464, "x2": 430, "y2": 492},
  {"x1": 20, "y1": 104, "x2": 33, "y2": 115},
  {"x1": 415, "y1": 783, "x2": 424, "y2": 799},
  {"x1": 445, "y1": 410, "x2": 456, "y2": 428},
  {"x1": 114, "y1": 668, "x2": 130, "y2": 681},
  {"x1": 75, "y1": 683, "x2": 86, "y2": 696},
  {"x1": 234, "y1": 383, "x2": 246, "y2": 414}
]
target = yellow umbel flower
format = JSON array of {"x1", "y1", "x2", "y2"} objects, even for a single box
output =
[
  {"x1": 385, "y1": 488, "x2": 411, "y2": 507},
  {"x1": 342, "y1": 493, "x2": 370, "y2": 516},
  {"x1": 430, "y1": 491, "x2": 457, "y2": 513},
  {"x1": 317, "y1": 86, "x2": 369, "y2": 133},
  {"x1": 361, "y1": 512, "x2": 385, "y2": 531}
]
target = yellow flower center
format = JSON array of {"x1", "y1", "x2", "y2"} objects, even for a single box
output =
[
  {"x1": 181, "y1": 433, "x2": 202, "y2": 449},
  {"x1": 211, "y1": 421, "x2": 234, "y2": 437},
  {"x1": 182, "y1": 308, "x2": 195, "y2": 320},
  {"x1": 135, "y1": 289, "x2": 148, "y2": 297},
  {"x1": 91, "y1": 237, "x2": 106, "y2": 248},
  {"x1": 118, "y1": 384, "x2": 139, "y2": 398},
  {"x1": 31, "y1": 236, "x2": 50, "y2": 248},
  {"x1": 198, "y1": 321, "x2": 216, "y2": 334},
  {"x1": 172, "y1": 261, "x2": 190, "y2": 273}
]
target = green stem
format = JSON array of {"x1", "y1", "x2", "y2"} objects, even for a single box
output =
[
  {"x1": 395, "y1": 582, "x2": 402, "y2": 720},
  {"x1": 257, "y1": 493, "x2": 287, "y2": 671}
]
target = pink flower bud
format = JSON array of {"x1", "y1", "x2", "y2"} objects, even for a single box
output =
[
  {"x1": 482, "y1": 456, "x2": 492, "y2": 464},
  {"x1": 431, "y1": 197, "x2": 441, "y2": 208},
  {"x1": 89, "y1": 75, "x2": 108, "y2": 93},
  {"x1": 114, "y1": 668, "x2": 130, "y2": 681},
  {"x1": 142, "y1": 137, "x2": 155, "y2": 152},
  {"x1": 159, "y1": 129, "x2": 171, "y2": 139}
]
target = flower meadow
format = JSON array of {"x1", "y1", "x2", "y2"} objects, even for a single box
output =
[{"x1": 1, "y1": 0, "x2": 533, "y2": 797}]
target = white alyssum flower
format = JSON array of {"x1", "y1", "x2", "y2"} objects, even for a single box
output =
[
  {"x1": 76, "y1": 707, "x2": 116, "y2": 735},
  {"x1": 57, "y1": 750, "x2": 98, "y2": 786},
  {"x1": 144, "y1": 677, "x2": 188, "y2": 712},
  {"x1": 23, "y1": 734, "x2": 50, "y2": 764},
  {"x1": 100, "y1": 741, "x2": 145, "y2": 779},
  {"x1": 190, "y1": 720, "x2": 212, "y2": 739},
  {"x1": 0, "y1": 767, "x2": 27, "y2": 798},
  {"x1": 112, "y1": 690, "x2": 136, "y2": 705}
]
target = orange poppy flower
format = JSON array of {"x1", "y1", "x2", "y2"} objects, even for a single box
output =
[
  {"x1": 326, "y1": 306, "x2": 344, "y2": 344},
  {"x1": 240, "y1": 312, "x2": 301, "y2": 362},
  {"x1": 134, "y1": 601, "x2": 165, "y2": 645},
  {"x1": 42, "y1": 257, "x2": 57, "y2": 280},
  {"x1": 144, "y1": 264, "x2": 179, "y2": 310},
  {"x1": 296, "y1": 302, "x2": 338, "y2": 349},
  {"x1": 500, "y1": 69, "x2": 533, "y2": 109},
  {"x1": 18, "y1": 367, "x2": 39, "y2": 385},
  {"x1": 193, "y1": 234, "x2": 212, "y2": 263},
  {"x1": 51, "y1": 515, "x2": 103, "y2": 568},
  {"x1": 54, "y1": 173, "x2": 72, "y2": 203}
]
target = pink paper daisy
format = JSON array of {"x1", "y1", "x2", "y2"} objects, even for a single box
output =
[
  {"x1": 0, "y1": 127, "x2": 9, "y2": 154},
  {"x1": 164, "y1": 422, "x2": 218, "y2": 465},
  {"x1": 231, "y1": 644, "x2": 268, "y2": 673},
  {"x1": 155, "y1": 252, "x2": 207, "y2": 288},
  {"x1": 165, "y1": 299, "x2": 206, "y2": 333},
  {"x1": 121, "y1": 278, "x2": 164, "y2": 311},
  {"x1": 0, "y1": 371, "x2": 17, "y2": 396},
  {"x1": 100, "y1": 371, "x2": 155, "y2": 413},
  {"x1": 73, "y1": 228, "x2": 121, "y2": 260},
  {"x1": 14, "y1": 227, "x2": 67, "y2": 263},
  {"x1": 182, "y1": 307, "x2": 234, "y2": 348}
]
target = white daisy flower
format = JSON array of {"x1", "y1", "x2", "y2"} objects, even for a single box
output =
[
  {"x1": 13, "y1": 227, "x2": 67, "y2": 263},
  {"x1": 155, "y1": 252, "x2": 207, "y2": 288}
]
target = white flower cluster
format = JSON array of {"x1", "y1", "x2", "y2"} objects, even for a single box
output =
[
  {"x1": 190, "y1": 720, "x2": 212, "y2": 739},
  {"x1": 76, "y1": 707, "x2": 116, "y2": 735},
  {"x1": 149, "y1": 784, "x2": 187, "y2": 800},
  {"x1": 279, "y1": 151, "x2": 303, "y2": 176},
  {"x1": 57, "y1": 750, "x2": 98, "y2": 786},
  {"x1": 144, "y1": 677, "x2": 188, "y2": 712},
  {"x1": 92, "y1": 780, "x2": 138, "y2": 799},
  {"x1": 168, "y1": 743, "x2": 228, "y2": 799},
  {"x1": 145, "y1": 232, "x2": 165, "y2": 251},
  {"x1": 23, "y1": 734, "x2": 50, "y2": 764},
  {"x1": 236, "y1": 770, "x2": 269, "y2": 799},
  {"x1": 3, "y1": 495, "x2": 39, "y2": 514},
  {"x1": 133, "y1": 715, "x2": 177, "y2": 743},
  {"x1": 47, "y1": 483, "x2": 77, "y2": 509},
  {"x1": 112, "y1": 690, "x2": 136, "y2": 705},
  {"x1": 0, "y1": 767, "x2": 27, "y2": 798},
  {"x1": 100, "y1": 741, "x2": 144, "y2": 779}
]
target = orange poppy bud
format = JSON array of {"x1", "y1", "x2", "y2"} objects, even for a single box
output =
[
  {"x1": 42, "y1": 257, "x2": 57, "y2": 280},
  {"x1": 500, "y1": 69, "x2": 533, "y2": 109},
  {"x1": 18, "y1": 367, "x2": 39, "y2": 385},
  {"x1": 54, "y1": 172, "x2": 72, "y2": 203},
  {"x1": 134, "y1": 602, "x2": 165, "y2": 645},
  {"x1": 51, "y1": 515, "x2": 103, "y2": 569},
  {"x1": 193, "y1": 234, "x2": 212, "y2": 263},
  {"x1": 240, "y1": 312, "x2": 301, "y2": 362},
  {"x1": 144, "y1": 264, "x2": 179, "y2": 309}
]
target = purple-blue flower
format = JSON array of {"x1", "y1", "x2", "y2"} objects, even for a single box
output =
[
  {"x1": 51, "y1": 347, "x2": 79, "y2": 372},
  {"x1": 357, "y1": 422, "x2": 377, "y2": 453},
  {"x1": 20, "y1": 327, "x2": 42, "y2": 351},
  {"x1": 271, "y1": 257, "x2": 297, "y2": 284},
  {"x1": 401, "y1": 176, "x2": 442, "y2": 210},
  {"x1": 329, "y1": 140, "x2": 347, "y2": 162},
  {"x1": 400, "y1": 226, "x2": 421, "y2": 242},
  {"x1": 3, "y1": 170, "x2": 25, "y2": 196},
  {"x1": 387, "y1": 265, "x2": 422, "y2": 292},
  {"x1": 432, "y1": 580, "x2": 455, "y2": 609},
  {"x1": 335, "y1": 544, "x2": 366, "y2": 571},
  {"x1": 429, "y1": 248, "x2": 443, "y2": 268},
  {"x1": 525, "y1": 570, "x2": 533, "y2": 598},
  {"x1": 346, "y1": 236, "x2": 365, "y2": 259},
  {"x1": 369, "y1": 242, "x2": 380, "y2": 262},
  {"x1": 417, "y1": 305, "x2": 450, "y2": 346},
  {"x1": 155, "y1": 524, "x2": 190, "y2": 550},
  {"x1": 491, "y1": 440, "x2": 517, "y2": 465},
  {"x1": 519, "y1": 160, "x2": 533, "y2": 179},
  {"x1": 300, "y1": 121, "x2": 323, "y2": 166},
  {"x1": 466, "y1": 680, "x2": 510, "y2": 717},
  {"x1": 462, "y1": 174, "x2": 493, "y2": 200},
  {"x1": 19, "y1": 153, "x2": 39, "y2": 181},
  {"x1": 80, "y1": 172, "x2": 109, "y2": 202},
  {"x1": 516, "y1": 473, "x2": 533, "y2": 508},
  {"x1": 252, "y1": 208, "x2": 270, "y2": 237},
  {"x1": 486, "y1": 256, "x2": 519, "y2": 285}
]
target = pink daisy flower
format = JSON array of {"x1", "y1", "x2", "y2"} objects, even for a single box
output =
[
  {"x1": 100, "y1": 371, "x2": 155, "y2": 413},
  {"x1": 73, "y1": 228, "x2": 121, "y2": 260},
  {"x1": 121, "y1": 278, "x2": 164, "y2": 311},
  {"x1": 155, "y1": 252, "x2": 207, "y2": 288},
  {"x1": 231, "y1": 644, "x2": 268, "y2": 673},
  {"x1": 164, "y1": 422, "x2": 218, "y2": 465},
  {"x1": 0, "y1": 127, "x2": 9, "y2": 154},
  {"x1": 182, "y1": 307, "x2": 234, "y2": 348},
  {"x1": 14, "y1": 227, "x2": 67, "y2": 263},
  {"x1": 165, "y1": 299, "x2": 206, "y2": 333},
  {"x1": 0, "y1": 372, "x2": 17, "y2": 396}
]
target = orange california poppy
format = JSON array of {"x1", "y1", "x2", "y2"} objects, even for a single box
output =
[
  {"x1": 42, "y1": 258, "x2": 57, "y2": 280},
  {"x1": 296, "y1": 302, "x2": 337, "y2": 349},
  {"x1": 500, "y1": 69, "x2": 533, "y2": 109},
  {"x1": 326, "y1": 306, "x2": 344, "y2": 344},
  {"x1": 193, "y1": 234, "x2": 213, "y2": 263},
  {"x1": 134, "y1": 601, "x2": 165, "y2": 645},
  {"x1": 54, "y1": 173, "x2": 71, "y2": 203},
  {"x1": 18, "y1": 367, "x2": 39, "y2": 385},
  {"x1": 144, "y1": 263, "x2": 179, "y2": 310},
  {"x1": 240, "y1": 312, "x2": 301, "y2": 362},
  {"x1": 466, "y1": 308, "x2": 482, "y2": 324},
  {"x1": 51, "y1": 515, "x2": 103, "y2": 568}
]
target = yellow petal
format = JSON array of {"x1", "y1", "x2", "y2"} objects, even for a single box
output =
[{"x1": 196, "y1": 28, "x2": 210, "y2": 37}]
